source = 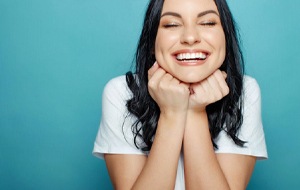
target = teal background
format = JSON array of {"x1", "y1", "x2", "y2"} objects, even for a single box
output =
[{"x1": 0, "y1": 0, "x2": 299, "y2": 189}]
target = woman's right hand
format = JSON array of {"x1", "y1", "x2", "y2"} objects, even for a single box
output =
[{"x1": 148, "y1": 62, "x2": 190, "y2": 115}]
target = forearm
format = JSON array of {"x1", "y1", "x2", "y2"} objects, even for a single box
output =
[
  {"x1": 132, "y1": 112, "x2": 186, "y2": 190},
  {"x1": 183, "y1": 111, "x2": 230, "y2": 190}
]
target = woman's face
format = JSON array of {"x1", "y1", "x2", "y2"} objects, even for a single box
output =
[{"x1": 155, "y1": 0, "x2": 226, "y2": 83}]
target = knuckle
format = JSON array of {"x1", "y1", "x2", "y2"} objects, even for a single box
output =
[
  {"x1": 214, "y1": 69, "x2": 221, "y2": 76},
  {"x1": 216, "y1": 93, "x2": 223, "y2": 101},
  {"x1": 148, "y1": 80, "x2": 156, "y2": 88},
  {"x1": 223, "y1": 86, "x2": 230, "y2": 96},
  {"x1": 158, "y1": 81, "x2": 167, "y2": 90}
]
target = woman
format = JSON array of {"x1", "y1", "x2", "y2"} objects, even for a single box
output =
[{"x1": 93, "y1": 0, "x2": 267, "y2": 189}]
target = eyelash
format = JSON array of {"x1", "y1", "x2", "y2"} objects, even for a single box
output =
[
  {"x1": 162, "y1": 21, "x2": 217, "y2": 28},
  {"x1": 200, "y1": 21, "x2": 217, "y2": 26},
  {"x1": 163, "y1": 23, "x2": 179, "y2": 28}
]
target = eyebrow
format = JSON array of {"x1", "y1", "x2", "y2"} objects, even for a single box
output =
[{"x1": 161, "y1": 10, "x2": 219, "y2": 18}]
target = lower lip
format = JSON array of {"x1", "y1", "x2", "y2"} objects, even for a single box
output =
[{"x1": 173, "y1": 56, "x2": 207, "y2": 66}]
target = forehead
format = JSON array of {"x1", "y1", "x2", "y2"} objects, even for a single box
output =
[{"x1": 161, "y1": 0, "x2": 218, "y2": 14}]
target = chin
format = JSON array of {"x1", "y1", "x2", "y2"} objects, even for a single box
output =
[
  {"x1": 176, "y1": 75, "x2": 206, "y2": 83},
  {"x1": 171, "y1": 68, "x2": 213, "y2": 83}
]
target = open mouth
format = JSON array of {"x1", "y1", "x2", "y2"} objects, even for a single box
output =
[{"x1": 176, "y1": 52, "x2": 208, "y2": 62}]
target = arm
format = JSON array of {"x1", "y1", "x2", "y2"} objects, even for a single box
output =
[
  {"x1": 183, "y1": 111, "x2": 256, "y2": 190},
  {"x1": 105, "y1": 63, "x2": 190, "y2": 190},
  {"x1": 183, "y1": 70, "x2": 256, "y2": 190},
  {"x1": 105, "y1": 113, "x2": 185, "y2": 190}
]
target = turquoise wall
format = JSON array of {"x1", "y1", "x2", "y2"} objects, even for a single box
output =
[{"x1": 0, "y1": 0, "x2": 299, "y2": 189}]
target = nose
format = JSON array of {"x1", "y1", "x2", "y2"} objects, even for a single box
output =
[{"x1": 180, "y1": 26, "x2": 201, "y2": 45}]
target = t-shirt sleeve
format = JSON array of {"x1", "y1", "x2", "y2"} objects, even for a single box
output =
[
  {"x1": 215, "y1": 76, "x2": 268, "y2": 159},
  {"x1": 92, "y1": 76, "x2": 145, "y2": 159}
]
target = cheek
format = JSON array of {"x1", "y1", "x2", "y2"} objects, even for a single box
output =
[
  {"x1": 206, "y1": 31, "x2": 226, "y2": 57},
  {"x1": 219, "y1": 35, "x2": 226, "y2": 60},
  {"x1": 154, "y1": 33, "x2": 163, "y2": 56},
  {"x1": 154, "y1": 32, "x2": 170, "y2": 63},
  {"x1": 218, "y1": 32, "x2": 226, "y2": 54},
  {"x1": 154, "y1": 39, "x2": 163, "y2": 62},
  {"x1": 155, "y1": 30, "x2": 178, "y2": 51},
  {"x1": 206, "y1": 30, "x2": 225, "y2": 47}
]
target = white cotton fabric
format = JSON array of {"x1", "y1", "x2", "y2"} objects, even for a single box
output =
[{"x1": 93, "y1": 75, "x2": 268, "y2": 190}]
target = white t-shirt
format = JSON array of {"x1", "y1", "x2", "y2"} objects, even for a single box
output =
[{"x1": 93, "y1": 75, "x2": 268, "y2": 190}]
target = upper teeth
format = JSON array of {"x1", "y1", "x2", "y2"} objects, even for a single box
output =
[{"x1": 176, "y1": 52, "x2": 207, "y2": 60}]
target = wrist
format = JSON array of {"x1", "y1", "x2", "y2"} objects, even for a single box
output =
[
  {"x1": 185, "y1": 110, "x2": 208, "y2": 127},
  {"x1": 187, "y1": 108, "x2": 207, "y2": 116},
  {"x1": 160, "y1": 109, "x2": 188, "y2": 120}
]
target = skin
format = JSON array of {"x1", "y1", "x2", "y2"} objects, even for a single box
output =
[
  {"x1": 105, "y1": 0, "x2": 256, "y2": 189},
  {"x1": 155, "y1": 0, "x2": 226, "y2": 83}
]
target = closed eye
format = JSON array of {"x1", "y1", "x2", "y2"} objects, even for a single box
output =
[
  {"x1": 163, "y1": 23, "x2": 180, "y2": 28},
  {"x1": 163, "y1": 24, "x2": 179, "y2": 28},
  {"x1": 200, "y1": 21, "x2": 217, "y2": 26}
]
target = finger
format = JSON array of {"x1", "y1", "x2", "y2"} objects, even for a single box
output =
[
  {"x1": 190, "y1": 79, "x2": 210, "y2": 99},
  {"x1": 148, "y1": 67, "x2": 166, "y2": 89},
  {"x1": 159, "y1": 73, "x2": 173, "y2": 87},
  {"x1": 192, "y1": 80, "x2": 211, "y2": 105},
  {"x1": 201, "y1": 79, "x2": 212, "y2": 97},
  {"x1": 190, "y1": 82, "x2": 204, "y2": 96},
  {"x1": 221, "y1": 71, "x2": 227, "y2": 79},
  {"x1": 148, "y1": 62, "x2": 159, "y2": 79},
  {"x1": 168, "y1": 75, "x2": 189, "y2": 93},
  {"x1": 207, "y1": 73, "x2": 224, "y2": 100},
  {"x1": 179, "y1": 81, "x2": 190, "y2": 92},
  {"x1": 214, "y1": 70, "x2": 230, "y2": 96}
]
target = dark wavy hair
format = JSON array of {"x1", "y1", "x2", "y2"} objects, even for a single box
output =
[{"x1": 125, "y1": 0, "x2": 245, "y2": 151}]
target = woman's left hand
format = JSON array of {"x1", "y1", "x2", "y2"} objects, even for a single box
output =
[{"x1": 188, "y1": 69, "x2": 229, "y2": 112}]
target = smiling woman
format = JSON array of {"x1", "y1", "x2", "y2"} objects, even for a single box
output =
[
  {"x1": 155, "y1": 0, "x2": 226, "y2": 83},
  {"x1": 93, "y1": 0, "x2": 267, "y2": 189}
]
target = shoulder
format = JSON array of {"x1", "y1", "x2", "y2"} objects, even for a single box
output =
[
  {"x1": 243, "y1": 75, "x2": 261, "y2": 105},
  {"x1": 104, "y1": 75, "x2": 129, "y2": 93},
  {"x1": 242, "y1": 76, "x2": 267, "y2": 159},
  {"x1": 215, "y1": 75, "x2": 268, "y2": 159},
  {"x1": 243, "y1": 75, "x2": 260, "y2": 94},
  {"x1": 102, "y1": 75, "x2": 132, "y2": 102},
  {"x1": 93, "y1": 75, "x2": 144, "y2": 158},
  {"x1": 241, "y1": 75, "x2": 262, "y2": 121}
]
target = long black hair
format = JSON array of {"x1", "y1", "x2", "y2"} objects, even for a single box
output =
[{"x1": 125, "y1": 0, "x2": 245, "y2": 151}]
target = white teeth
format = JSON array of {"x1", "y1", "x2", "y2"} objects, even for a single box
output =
[
  {"x1": 186, "y1": 53, "x2": 191, "y2": 59},
  {"x1": 176, "y1": 52, "x2": 207, "y2": 60}
]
